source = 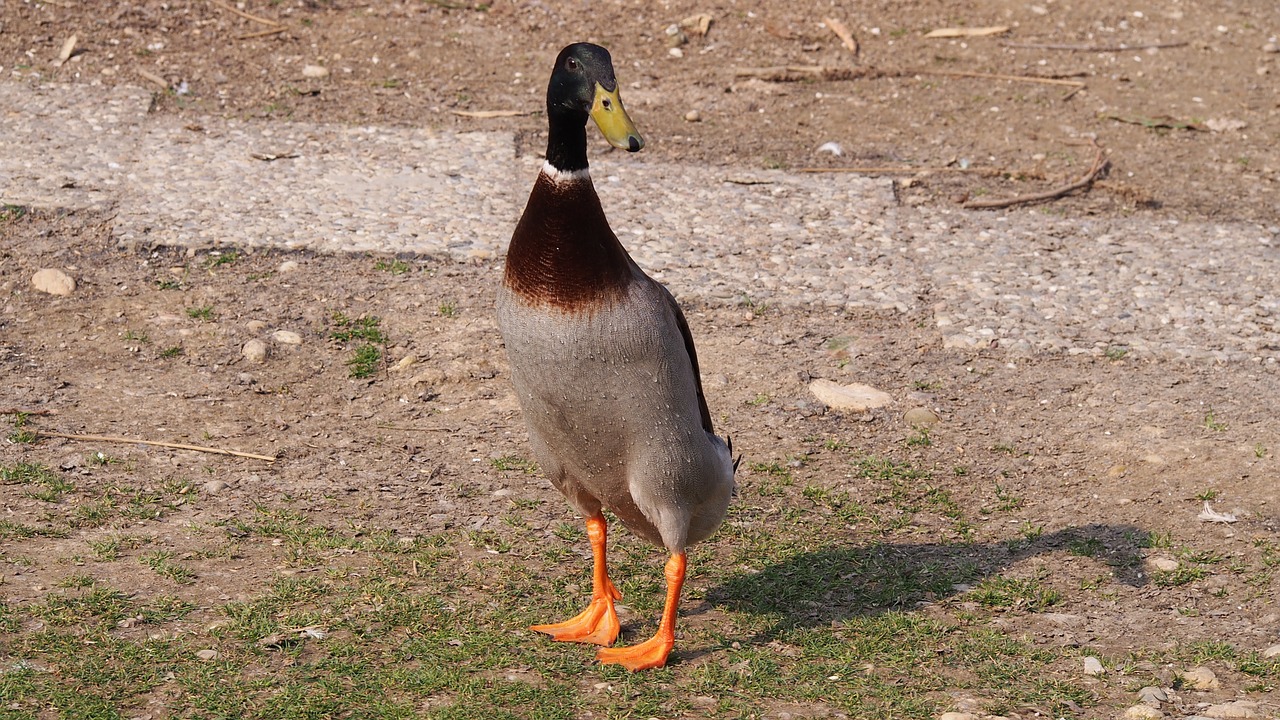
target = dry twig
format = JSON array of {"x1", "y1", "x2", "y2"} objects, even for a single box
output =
[
  {"x1": 962, "y1": 145, "x2": 1109, "y2": 210},
  {"x1": 822, "y1": 17, "x2": 859, "y2": 56},
  {"x1": 238, "y1": 27, "x2": 287, "y2": 40},
  {"x1": 1001, "y1": 40, "x2": 1187, "y2": 52},
  {"x1": 450, "y1": 109, "x2": 533, "y2": 118},
  {"x1": 924, "y1": 26, "x2": 1010, "y2": 38},
  {"x1": 908, "y1": 67, "x2": 1084, "y2": 89},
  {"x1": 734, "y1": 64, "x2": 1083, "y2": 92},
  {"x1": 209, "y1": 0, "x2": 280, "y2": 27},
  {"x1": 796, "y1": 165, "x2": 996, "y2": 175},
  {"x1": 36, "y1": 430, "x2": 277, "y2": 462},
  {"x1": 135, "y1": 67, "x2": 169, "y2": 90},
  {"x1": 375, "y1": 423, "x2": 459, "y2": 432}
]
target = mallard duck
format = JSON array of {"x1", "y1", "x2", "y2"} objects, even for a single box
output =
[{"x1": 495, "y1": 43, "x2": 736, "y2": 671}]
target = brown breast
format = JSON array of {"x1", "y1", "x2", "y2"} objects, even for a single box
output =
[{"x1": 502, "y1": 171, "x2": 633, "y2": 312}]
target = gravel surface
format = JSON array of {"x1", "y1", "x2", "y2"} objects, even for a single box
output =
[{"x1": 4, "y1": 81, "x2": 1278, "y2": 363}]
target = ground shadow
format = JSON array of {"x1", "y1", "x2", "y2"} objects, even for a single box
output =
[{"x1": 705, "y1": 523, "x2": 1148, "y2": 640}]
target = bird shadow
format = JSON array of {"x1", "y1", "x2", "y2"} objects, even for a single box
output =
[{"x1": 703, "y1": 523, "x2": 1150, "y2": 643}]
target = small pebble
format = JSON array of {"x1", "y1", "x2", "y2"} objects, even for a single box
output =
[
  {"x1": 242, "y1": 339, "x2": 268, "y2": 363},
  {"x1": 31, "y1": 268, "x2": 76, "y2": 296},
  {"x1": 278, "y1": 260, "x2": 299, "y2": 273},
  {"x1": 272, "y1": 330, "x2": 303, "y2": 345},
  {"x1": 246, "y1": 320, "x2": 268, "y2": 332},
  {"x1": 1082, "y1": 656, "x2": 1105, "y2": 676},
  {"x1": 684, "y1": 110, "x2": 701, "y2": 122},
  {"x1": 301, "y1": 64, "x2": 329, "y2": 78},
  {"x1": 203, "y1": 480, "x2": 229, "y2": 494},
  {"x1": 1262, "y1": 643, "x2": 1280, "y2": 658},
  {"x1": 1124, "y1": 705, "x2": 1163, "y2": 720},
  {"x1": 939, "y1": 713, "x2": 978, "y2": 720},
  {"x1": 903, "y1": 407, "x2": 941, "y2": 427},
  {"x1": 1180, "y1": 665, "x2": 1219, "y2": 690},
  {"x1": 1150, "y1": 557, "x2": 1179, "y2": 572},
  {"x1": 668, "y1": 47, "x2": 684, "y2": 58},
  {"x1": 195, "y1": 649, "x2": 220, "y2": 661}
]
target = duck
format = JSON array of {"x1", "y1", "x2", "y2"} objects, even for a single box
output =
[{"x1": 495, "y1": 42, "x2": 737, "y2": 672}]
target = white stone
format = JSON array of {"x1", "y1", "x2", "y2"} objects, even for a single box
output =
[
  {"x1": 242, "y1": 339, "x2": 268, "y2": 363},
  {"x1": 1262, "y1": 643, "x2": 1280, "y2": 658},
  {"x1": 1124, "y1": 705, "x2": 1163, "y2": 720},
  {"x1": 938, "y1": 713, "x2": 978, "y2": 720},
  {"x1": 272, "y1": 330, "x2": 303, "y2": 345},
  {"x1": 31, "y1": 268, "x2": 75, "y2": 295},
  {"x1": 684, "y1": 110, "x2": 701, "y2": 122},
  {"x1": 278, "y1": 260, "x2": 299, "y2": 273},
  {"x1": 1082, "y1": 656, "x2": 1105, "y2": 676},
  {"x1": 809, "y1": 379, "x2": 892, "y2": 411},
  {"x1": 202, "y1": 480, "x2": 229, "y2": 494},
  {"x1": 1151, "y1": 557, "x2": 1180, "y2": 571},
  {"x1": 195, "y1": 649, "x2": 220, "y2": 661},
  {"x1": 302, "y1": 64, "x2": 329, "y2": 78}
]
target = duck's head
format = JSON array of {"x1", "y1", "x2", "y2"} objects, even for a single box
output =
[{"x1": 547, "y1": 43, "x2": 644, "y2": 153}]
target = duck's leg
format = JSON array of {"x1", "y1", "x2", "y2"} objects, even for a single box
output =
[
  {"x1": 596, "y1": 551, "x2": 685, "y2": 671},
  {"x1": 530, "y1": 513, "x2": 622, "y2": 646}
]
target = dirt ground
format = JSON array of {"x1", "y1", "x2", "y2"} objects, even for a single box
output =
[{"x1": 2, "y1": 1, "x2": 1279, "y2": 718}]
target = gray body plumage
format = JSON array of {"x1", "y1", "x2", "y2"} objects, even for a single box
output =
[{"x1": 496, "y1": 263, "x2": 734, "y2": 553}]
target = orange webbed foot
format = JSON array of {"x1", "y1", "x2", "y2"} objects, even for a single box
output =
[
  {"x1": 595, "y1": 631, "x2": 675, "y2": 671},
  {"x1": 529, "y1": 580, "x2": 621, "y2": 646}
]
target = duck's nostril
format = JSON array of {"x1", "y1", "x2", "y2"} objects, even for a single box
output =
[{"x1": 628, "y1": 137, "x2": 640, "y2": 152}]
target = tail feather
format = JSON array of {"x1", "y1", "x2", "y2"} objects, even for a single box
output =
[{"x1": 727, "y1": 435, "x2": 742, "y2": 472}]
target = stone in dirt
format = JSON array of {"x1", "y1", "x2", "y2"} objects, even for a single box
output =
[
  {"x1": 903, "y1": 407, "x2": 941, "y2": 426},
  {"x1": 808, "y1": 379, "x2": 891, "y2": 411},
  {"x1": 1082, "y1": 656, "x2": 1105, "y2": 676},
  {"x1": 1150, "y1": 557, "x2": 1180, "y2": 571},
  {"x1": 1203, "y1": 700, "x2": 1262, "y2": 719},
  {"x1": 1180, "y1": 665, "x2": 1219, "y2": 690},
  {"x1": 1138, "y1": 686, "x2": 1168, "y2": 706},
  {"x1": 31, "y1": 268, "x2": 76, "y2": 295},
  {"x1": 1262, "y1": 643, "x2": 1280, "y2": 658},
  {"x1": 938, "y1": 713, "x2": 978, "y2": 720},
  {"x1": 242, "y1": 339, "x2": 268, "y2": 363},
  {"x1": 1124, "y1": 705, "x2": 1163, "y2": 720},
  {"x1": 272, "y1": 330, "x2": 303, "y2": 345}
]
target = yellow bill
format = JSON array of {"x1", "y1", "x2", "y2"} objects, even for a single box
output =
[{"x1": 589, "y1": 83, "x2": 644, "y2": 152}]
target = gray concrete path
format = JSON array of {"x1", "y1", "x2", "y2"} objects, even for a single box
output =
[{"x1": 3, "y1": 81, "x2": 1277, "y2": 363}]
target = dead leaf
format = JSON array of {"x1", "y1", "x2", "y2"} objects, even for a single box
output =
[
  {"x1": 822, "y1": 17, "x2": 859, "y2": 56},
  {"x1": 924, "y1": 26, "x2": 1010, "y2": 38},
  {"x1": 55, "y1": 34, "x2": 77, "y2": 66},
  {"x1": 257, "y1": 632, "x2": 286, "y2": 648},
  {"x1": 680, "y1": 13, "x2": 712, "y2": 37},
  {"x1": 250, "y1": 152, "x2": 300, "y2": 161},
  {"x1": 450, "y1": 109, "x2": 533, "y2": 119}
]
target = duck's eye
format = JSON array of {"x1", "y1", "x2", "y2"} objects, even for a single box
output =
[{"x1": 566, "y1": 57, "x2": 579, "y2": 70}]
